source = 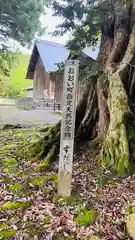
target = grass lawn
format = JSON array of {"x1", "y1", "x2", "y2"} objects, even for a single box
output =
[{"x1": 11, "y1": 53, "x2": 32, "y2": 94}]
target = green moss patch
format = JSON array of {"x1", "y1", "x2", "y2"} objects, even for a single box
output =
[
  {"x1": 75, "y1": 209, "x2": 97, "y2": 227},
  {"x1": 3, "y1": 158, "x2": 17, "y2": 166},
  {"x1": 9, "y1": 183, "x2": 23, "y2": 194},
  {"x1": 1, "y1": 202, "x2": 32, "y2": 211},
  {"x1": 3, "y1": 158, "x2": 17, "y2": 173},
  {"x1": 0, "y1": 229, "x2": 16, "y2": 239},
  {"x1": 4, "y1": 144, "x2": 17, "y2": 150},
  {"x1": 0, "y1": 223, "x2": 9, "y2": 231},
  {"x1": 44, "y1": 215, "x2": 51, "y2": 224},
  {"x1": 37, "y1": 161, "x2": 50, "y2": 172},
  {"x1": 29, "y1": 176, "x2": 47, "y2": 188}
]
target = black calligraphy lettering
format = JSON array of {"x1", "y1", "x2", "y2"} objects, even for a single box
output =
[
  {"x1": 68, "y1": 68, "x2": 74, "y2": 74},
  {"x1": 65, "y1": 119, "x2": 72, "y2": 125},
  {"x1": 64, "y1": 155, "x2": 69, "y2": 161},
  {"x1": 65, "y1": 124, "x2": 71, "y2": 132},
  {"x1": 66, "y1": 99, "x2": 72, "y2": 107},
  {"x1": 64, "y1": 131, "x2": 71, "y2": 138},
  {"x1": 63, "y1": 160, "x2": 71, "y2": 172},
  {"x1": 66, "y1": 105, "x2": 72, "y2": 112},
  {"x1": 67, "y1": 93, "x2": 73, "y2": 100},
  {"x1": 67, "y1": 87, "x2": 73, "y2": 93},
  {"x1": 65, "y1": 112, "x2": 72, "y2": 119},
  {"x1": 67, "y1": 81, "x2": 74, "y2": 87},
  {"x1": 68, "y1": 74, "x2": 74, "y2": 82},
  {"x1": 64, "y1": 145, "x2": 70, "y2": 153},
  {"x1": 64, "y1": 153, "x2": 70, "y2": 163}
]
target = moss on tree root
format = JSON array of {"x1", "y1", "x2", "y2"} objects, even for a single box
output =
[
  {"x1": 21, "y1": 124, "x2": 60, "y2": 163},
  {"x1": 101, "y1": 22, "x2": 135, "y2": 176},
  {"x1": 101, "y1": 71, "x2": 130, "y2": 176}
]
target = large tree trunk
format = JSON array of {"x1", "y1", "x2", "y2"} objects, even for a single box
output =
[
  {"x1": 101, "y1": 0, "x2": 135, "y2": 176},
  {"x1": 26, "y1": 0, "x2": 135, "y2": 176}
]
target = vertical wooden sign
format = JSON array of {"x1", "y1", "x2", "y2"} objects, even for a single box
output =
[{"x1": 58, "y1": 60, "x2": 79, "y2": 197}]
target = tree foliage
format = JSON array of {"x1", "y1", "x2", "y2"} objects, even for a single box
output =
[
  {"x1": 0, "y1": 0, "x2": 51, "y2": 48},
  {"x1": 38, "y1": 0, "x2": 135, "y2": 178},
  {"x1": 53, "y1": 0, "x2": 112, "y2": 48},
  {"x1": 0, "y1": 0, "x2": 51, "y2": 97},
  {"x1": 0, "y1": 52, "x2": 19, "y2": 97}
]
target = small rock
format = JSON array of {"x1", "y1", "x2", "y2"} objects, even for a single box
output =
[
  {"x1": 34, "y1": 236, "x2": 38, "y2": 240},
  {"x1": 22, "y1": 233, "x2": 29, "y2": 240},
  {"x1": 45, "y1": 232, "x2": 53, "y2": 240},
  {"x1": 39, "y1": 214, "x2": 45, "y2": 222},
  {"x1": 126, "y1": 213, "x2": 135, "y2": 239}
]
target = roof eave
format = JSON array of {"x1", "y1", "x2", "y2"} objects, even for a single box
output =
[{"x1": 26, "y1": 44, "x2": 39, "y2": 80}]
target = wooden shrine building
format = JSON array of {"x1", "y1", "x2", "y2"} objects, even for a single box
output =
[{"x1": 26, "y1": 40, "x2": 99, "y2": 108}]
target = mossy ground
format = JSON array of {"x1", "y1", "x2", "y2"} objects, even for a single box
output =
[
  {"x1": 0, "y1": 127, "x2": 59, "y2": 239},
  {"x1": 0, "y1": 127, "x2": 134, "y2": 239}
]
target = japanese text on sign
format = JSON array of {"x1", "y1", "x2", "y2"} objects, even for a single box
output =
[
  {"x1": 63, "y1": 66, "x2": 76, "y2": 140},
  {"x1": 59, "y1": 60, "x2": 79, "y2": 173},
  {"x1": 59, "y1": 141, "x2": 73, "y2": 173},
  {"x1": 58, "y1": 60, "x2": 79, "y2": 196}
]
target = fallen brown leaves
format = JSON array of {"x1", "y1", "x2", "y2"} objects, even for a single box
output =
[{"x1": 0, "y1": 129, "x2": 134, "y2": 239}]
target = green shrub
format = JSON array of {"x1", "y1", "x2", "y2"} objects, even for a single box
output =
[
  {"x1": 2, "y1": 82, "x2": 22, "y2": 98},
  {"x1": 0, "y1": 53, "x2": 32, "y2": 98}
]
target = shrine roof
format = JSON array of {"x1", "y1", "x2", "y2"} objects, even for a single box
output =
[{"x1": 26, "y1": 40, "x2": 99, "y2": 80}]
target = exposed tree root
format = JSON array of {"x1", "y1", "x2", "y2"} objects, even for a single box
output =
[
  {"x1": 76, "y1": 74, "x2": 98, "y2": 139},
  {"x1": 20, "y1": 124, "x2": 60, "y2": 162},
  {"x1": 21, "y1": 74, "x2": 99, "y2": 164}
]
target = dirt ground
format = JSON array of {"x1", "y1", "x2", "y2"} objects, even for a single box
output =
[{"x1": 0, "y1": 106, "x2": 61, "y2": 127}]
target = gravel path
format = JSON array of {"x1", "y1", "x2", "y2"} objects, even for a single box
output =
[{"x1": 0, "y1": 106, "x2": 61, "y2": 126}]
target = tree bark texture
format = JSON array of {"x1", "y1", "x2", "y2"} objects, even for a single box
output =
[
  {"x1": 101, "y1": 0, "x2": 135, "y2": 176},
  {"x1": 25, "y1": 0, "x2": 135, "y2": 176}
]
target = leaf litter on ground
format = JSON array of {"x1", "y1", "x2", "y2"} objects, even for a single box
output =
[{"x1": 0, "y1": 127, "x2": 134, "y2": 239}]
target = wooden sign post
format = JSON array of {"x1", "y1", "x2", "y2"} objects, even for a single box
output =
[{"x1": 58, "y1": 60, "x2": 79, "y2": 197}]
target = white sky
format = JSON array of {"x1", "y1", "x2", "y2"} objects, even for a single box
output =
[
  {"x1": 40, "y1": 8, "x2": 71, "y2": 45},
  {"x1": 20, "y1": 8, "x2": 70, "y2": 52},
  {"x1": 20, "y1": 7, "x2": 100, "y2": 58}
]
